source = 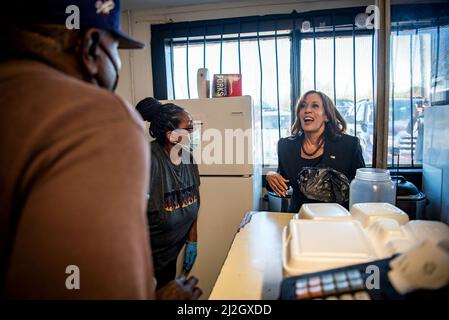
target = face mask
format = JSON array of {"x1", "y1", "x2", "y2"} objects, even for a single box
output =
[
  {"x1": 99, "y1": 43, "x2": 119, "y2": 91},
  {"x1": 189, "y1": 128, "x2": 200, "y2": 151},
  {"x1": 171, "y1": 128, "x2": 200, "y2": 153},
  {"x1": 168, "y1": 129, "x2": 196, "y2": 164},
  {"x1": 171, "y1": 129, "x2": 191, "y2": 147}
]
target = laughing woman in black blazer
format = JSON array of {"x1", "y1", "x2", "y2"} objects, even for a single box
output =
[{"x1": 266, "y1": 90, "x2": 365, "y2": 212}]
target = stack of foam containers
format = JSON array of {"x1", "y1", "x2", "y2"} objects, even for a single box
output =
[{"x1": 283, "y1": 203, "x2": 449, "y2": 277}]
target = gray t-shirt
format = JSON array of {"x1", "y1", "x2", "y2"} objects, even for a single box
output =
[{"x1": 147, "y1": 141, "x2": 200, "y2": 272}]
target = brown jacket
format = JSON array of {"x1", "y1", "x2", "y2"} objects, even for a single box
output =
[{"x1": 0, "y1": 60, "x2": 154, "y2": 299}]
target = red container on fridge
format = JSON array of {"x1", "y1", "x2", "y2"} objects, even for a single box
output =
[{"x1": 212, "y1": 74, "x2": 242, "y2": 97}]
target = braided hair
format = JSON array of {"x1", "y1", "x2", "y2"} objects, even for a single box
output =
[{"x1": 135, "y1": 97, "x2": 186, "y2": 145}]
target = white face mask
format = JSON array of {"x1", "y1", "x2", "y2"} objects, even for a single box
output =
[
  {"x1": 169, "y1": 128, "x2": 199, "y2": 165},
  {"x1": 189, "y1": 129, "x2": 200, "y2": 151},
  {"x1": 170, "y1": 128, "x2": 199, "y2": 151}
]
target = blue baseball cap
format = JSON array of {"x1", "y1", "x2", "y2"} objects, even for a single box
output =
[{"x1": 5, "y1": 0, "x2": 145, "y2": 49}]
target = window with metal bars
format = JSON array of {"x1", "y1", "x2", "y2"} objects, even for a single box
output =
[
  {"x1": 389, "y1": 13, "x2": 449, "y2": 167},
  {"x1": 294, "y1": 24, "x2": 375, "y2": 165},
  {"x1": 168, "y1": 31, "x2": 292, "y2": 166},
  {"x1": 151, "y1": 4, "x2": 449, "y2": 168}
]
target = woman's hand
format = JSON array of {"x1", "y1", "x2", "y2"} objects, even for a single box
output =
[
  {"x1": 156, "y1": 275, "x2": 202, "y2": 300},
  {"x1": 266, "y1": 171, "x2": 290, "y2": 197}
]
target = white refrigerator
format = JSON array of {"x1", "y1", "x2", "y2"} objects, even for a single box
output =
[{"x1": 162, "y1": 96, "x2": 262, "y2": 299}]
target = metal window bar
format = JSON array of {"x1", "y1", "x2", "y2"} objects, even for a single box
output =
[
  {"x1": 173, "y1": 34, "x2": 287, "y2": 45},
  {"x1": 414, "y1": 26, "x2": 419, "y2": 165},
  {"x1": 275, "y1": 20, "x2": 281, "y2": 141},
  {"x1": 371, "y1": 29, "x2": 376, "y2": 166},
  {"x1": 290, "y1": 19, "x2": 300, "y2": 126},
  {"x1": 390, "y1": 32, "x2": 394, "y2": 168},
  {"x1": 220, "y1": 24, "x2": 224, "y2": 74},
  {"x1": 352, "y1": 23, "x2": 357, "y2": 138},
  {"x1": 434, "y1": 23, "x2": 440, "y2": 101},
  {"x1": 297, "y1": 28, "x2": 301, "y2": 106},
  {"x1": 290, "y1": 20, "x2": 295, "y2": 115},
  {"x1": 332, "y1": 15, "x2": 337, "y2": 105},
  {"x1": 256, "y1": 20, "x2": 265, "y2": 165},
  {"x1": 297, "y1": 21, "x2": 301, "y2": 106},
  {"x1": 390, "y1": 24, "x2": 400, "y2": 167},
  {"x1": 170, "y1": 32, "x2": 176, "y2": 100},
  {"x1": 395, "y1": 34, "x2": 400, "y2": 171},
  {"x1": 238, "y1": 22, "x2": 242, "y2": 74},
  {"x1": 203, "y1": 25, "x2": 207, "y2": 68},
  {"x1": 171, "y1": 30, "x2": 373, "y2": 46},
  {"x1": 409, "y1": 33, "x2": 414, "y2": 166},
  {"x1": 296, "y1": 29, "x2": 373, "y2": 39},
  {"x1": 186, "y1": 27, "x2": 191, "y2": 99},
  {"x1": 313, "y1": 20, "x2": 317, "y2": 90}
]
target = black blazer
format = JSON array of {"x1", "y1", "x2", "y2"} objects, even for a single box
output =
[{"x1": 275, "y1": 133, "x2": 366, "y2": 212}]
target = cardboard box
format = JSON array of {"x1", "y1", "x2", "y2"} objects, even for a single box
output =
[{"x1": 212, "y1": 74, "x2": 242, "y2": 97}]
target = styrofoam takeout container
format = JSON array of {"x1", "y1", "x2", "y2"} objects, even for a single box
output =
[
  {"x1": 298, "y1": 203, "x2": 352, "y2": 221},
  {"x1": 283, "y1": 203, "x2": 449, "y2": 277},
  {"x1": 282, "y1": 219, "x2": 377, "y2": 276},
  {"x1": 350, "y1": 202, "x2": 409, "y2": 227}
]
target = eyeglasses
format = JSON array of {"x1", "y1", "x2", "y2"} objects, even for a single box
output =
[{"x1": 178, "y1": 127, "x2": 194, "y2": 133}]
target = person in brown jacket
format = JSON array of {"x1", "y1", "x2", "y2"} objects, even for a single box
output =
[{"x1": 0, "y1": 0, "x2": 201, "y2": 299}]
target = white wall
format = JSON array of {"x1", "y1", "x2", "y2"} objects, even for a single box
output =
[{"x1": 116, "y1": 0, "x2": 373, "y2": 106}]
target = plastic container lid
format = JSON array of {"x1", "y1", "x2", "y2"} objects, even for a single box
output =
[
  {"x1": 298, "y1": 203, "x2": 352, "y2": 221},
  {"x1": 391, "y1": 176, "x2": 420, "y2": 196},
  {"x1": 283, "y1": 220, "x2": 377, "y2": 276},
  {"x1": 350, "y1": 202, "x2": 409, "y2": 227},
  {"x1": 355, "y1": 168, "x2": 391, "y2": 181},
  {"x1": 391, "y1": 176, "x2": 427, "y2": 202}
]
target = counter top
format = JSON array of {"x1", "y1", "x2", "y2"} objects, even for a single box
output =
[{"x1": 209, "y1": 211, "x2": 292, "y2": 300}]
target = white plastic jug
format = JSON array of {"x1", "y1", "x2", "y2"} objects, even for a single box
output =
[{"x1": 349, "y1": 168, "x2": 396, "y2": 209}]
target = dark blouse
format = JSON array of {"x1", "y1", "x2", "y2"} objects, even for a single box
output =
[{"x1": 275, "y1": 133, "x2": 366, "y2": 212}]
